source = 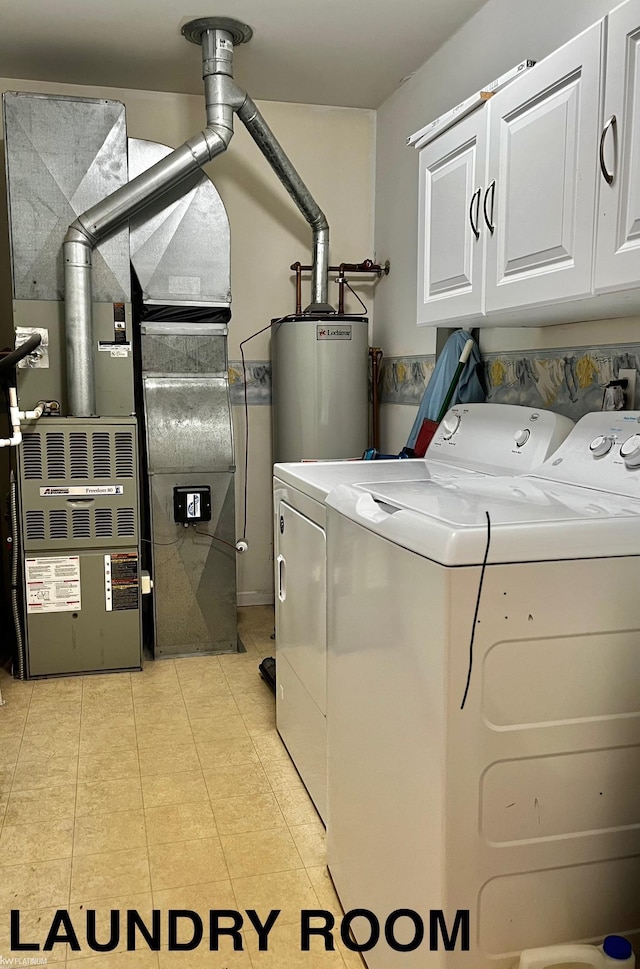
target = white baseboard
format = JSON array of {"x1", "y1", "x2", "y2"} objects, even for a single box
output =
[{"x1": 237, "y1": 592, "x2": 275, "y2": 607}]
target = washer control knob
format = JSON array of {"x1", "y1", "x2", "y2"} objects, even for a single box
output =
[
  {"x1": 589, "y1": 435, "x2": 614, "y2": 457},
  {"x1": 441, "y1": 414, "x2": 461, "y2": 440},
  {"x1": 514, "y1": 428, "x2": 530, "y2": 447},
  {"x1": 620, "y1": 434, "x2": 640, "y2": 468}
]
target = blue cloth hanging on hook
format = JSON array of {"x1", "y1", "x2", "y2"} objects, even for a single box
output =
[{"x1": 406, "y1": 330, "x2": 485, "y2": 449}]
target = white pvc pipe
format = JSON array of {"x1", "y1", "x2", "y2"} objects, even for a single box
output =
[{"x1": 0, "y1": 388, "x2": 23, "y2": 448}]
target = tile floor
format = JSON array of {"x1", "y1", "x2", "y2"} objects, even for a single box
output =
[{"x1": 0, "y1": 606, "x2": 363, "y2": 968}]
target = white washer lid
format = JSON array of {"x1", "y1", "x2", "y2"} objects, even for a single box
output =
[{"x1": 326, "y1": 475, "x2": 640, "y2": 566}]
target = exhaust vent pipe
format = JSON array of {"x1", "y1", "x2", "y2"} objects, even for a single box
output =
[{"x1": 64, "y1": 16, "x2": 332, "y2": 417}]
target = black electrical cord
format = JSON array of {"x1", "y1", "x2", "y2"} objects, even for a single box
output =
[
  {"x1": 460, "y1": 511, "x2": 491, "y2": 710},
  {"x1": 140, "y1": 535, "x2": 185, "y2": 548},
  {"x1": 194, "y1": 528, "x2": 239, "y2": 553},
  {"x1": 238, "y1": 314, "x2": 297, "y2": 543},
  {"x1": 341, "y1": 277, "x2": 368, "y2": 316}
]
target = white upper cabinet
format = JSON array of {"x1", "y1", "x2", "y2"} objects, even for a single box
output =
[
  {"x1": 595, "y1": 0, "x2": 640, "y2": 293},
  {"x1": 417, "y1": 110, "x2": 487, "y2": 325},
  {"x1": 484, "y1": 21, "x2": 604, "y2": 315}
]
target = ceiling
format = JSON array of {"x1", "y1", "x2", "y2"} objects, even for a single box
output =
[{"x1": 0, "y1": 0, "x2": 489, "y2": 110}]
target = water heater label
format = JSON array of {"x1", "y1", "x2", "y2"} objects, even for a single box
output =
[
  {"x1": 316, "y1": 325, "x2": 352, "y2": 341},
  {"x1": 25, "y1": 555, "x2": 81, "y2": 613},
  {"x1": 40, "y1": 486, "x2": 124, "y2": 497}
]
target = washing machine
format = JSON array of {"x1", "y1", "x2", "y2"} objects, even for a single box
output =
[
  {"x1": 325, "y1": 410, "x2": 640, "y2": 969},
  {"x1": 273, "y1": 404, "x2": 574, "y2": 822}
]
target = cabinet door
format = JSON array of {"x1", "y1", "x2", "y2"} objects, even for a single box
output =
[
  {"x1": 485, "y1": 21, "x2": 603, "y2": 314},
  {"x1": 595, "y1": 0, "x2": 640, "y2": 293},
  {"x1": 417, "y1": 109, "x2": 487, "y2": 325}
]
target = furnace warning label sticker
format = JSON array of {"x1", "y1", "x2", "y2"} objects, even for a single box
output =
[
  {"x1": 25, "y1": 556, "x2": 81, "y2": 613},
  {"x1": 104, "y1": 552, "x2": 139, "y2": 612}
]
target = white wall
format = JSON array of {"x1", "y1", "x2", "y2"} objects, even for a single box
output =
[
  {"x1": 373, "y1": 0, "x2": 640, "y2": 450},
  {"x1": 0, "y1": 77, "x2": 376, "y2": 603}
]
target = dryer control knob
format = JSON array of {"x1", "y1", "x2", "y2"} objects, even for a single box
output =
[
  {"x1": 620, "y1": 434, "x2": 640, "y2": 468},
  {"x1": 441, "y1": 414, "x2": 461, "y2": 440},
  {"x1": 590, "y1": 435, "x2": 614, "y2": 457},
  {"x1": 514, "y1": 428, "x2": 530, "y2": 447}
]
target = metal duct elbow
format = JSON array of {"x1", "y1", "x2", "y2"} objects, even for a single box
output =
[{"x1": 237, "y1": 96, "x2": 332, "y2": 313}]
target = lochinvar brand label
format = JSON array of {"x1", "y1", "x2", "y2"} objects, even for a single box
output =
[
  {"x1": 40, "y1": 485, "x2": 124, "y2": 497},
  {"x1": 316, "y1": 324, "x2": 352, "y2": 341},
  {"x1": 105, "y1": 552, "x2": 139, "y2": 612}
]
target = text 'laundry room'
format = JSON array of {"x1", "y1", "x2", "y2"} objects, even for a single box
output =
[{"x1": 0, "y1": 0, "x2": 639, "y2": 967}]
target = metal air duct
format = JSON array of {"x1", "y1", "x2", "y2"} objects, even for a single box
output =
[{"x1": 63, "y1": 16, "x2": 332, "y2": 417}]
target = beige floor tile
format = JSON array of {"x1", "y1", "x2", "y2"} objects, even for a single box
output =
[
  {"x1": 196, "y1": 737, "x2": 259, "y2": 770},
  {"x1": 0, "y1": 905, "x2": 68, "y2": 964},
  {"x1": 136, "y1": 720, "x2": 194, "y2": 750},
  {"x1": 32, "y1": 676, "x2": 84, "y2": 698},
  {"x1": 221, "y1": 828, "x2": 303, "y2": 879},
  {"x1": 152, "y1": 880, "x2": 236, "y2": 941},
  {"x1": 82, "y1": 692, "x2": 135, "y2": 718},
  {"x1": 80, "y1": 715, "x2": 138, "y2": 752},
  {"x1": 82, "y1": 672, "x2": 132, "y2": 694},
  {"x1": 134, "y1": 697, "x2": 188, "y2": 726},
  {"x1": 62, "y1": 951, "x2": 159, "y2": 969},
  {"x1": 12, "y1": 752, "x2": 78, "y2": 791},
  {"x1": 190, "y1": 715, "x2": 249, "y2": 744},
  {"x1": 0, "y1": 767, "x2": 15, "y2": 798},
  {"x1": 210, "y1": 792, "x2": 286, "y2": 837},
  {"x1": 0, "y1": 817, "x2": 74, "y2": 865},
  {"x1": 224, "y1": 668, "x2": 271, "y2": 696},
  {"x1": 183, "y1": 696, "x2": 239, "y2": 722},
  {"x1": 261, "y1": 758, "x2": 306, "y2": 795},
  {"x1": 71, "y1": 846, "x2": 151, "y2": 902},
  {"x1": 174, "y1": 656, "x2": 222, "y2": 677},
  {"x1": 74, "y1": 809, "x2": 147, "y2": 856},
  {"x1": 247, "y1": 919, "x2": 345, "y2": 968},
  {"x1": 0, "y1": 735, "x2": 22, "y2": 767},
  {"x1": 78, "y1": 748, "x2": 140, "y2": 782},
  {"x1": 178, "y1": 672, "x2": 231, "y2": 698},
  {"x1": 141, "y1": 769, "x2": 207, "y2": 809},
  {"x1": 144, "y1": 801, "x2": 217, "y2": 846},
  {"x1": 66, "y1": 892, "x2": 155, "y2": 960},
  {"x1": 233, "y1": 691, "x2": 275, "y2": 719},
  {"x1": 132, "y1": 672, "x2": 180, "y2": 696},
  {"x1": 0, "y1": 704, "x2": 29, "y2": 726},
  {"x1": 275, "y1": 787, "x2": 321, "y2": 826},
  {"x1": 306, "y1": 866, "x2": 344, "y2": 918},
  {"x1": 237, "y1": 606, "x2": 274, "y2": 634},
  {"x1": 138, "y1": 743, "x2": 200, "y2": 777},
  {"x1": 204, "y1": 764, "x2": 271, "y2": 801},
  {"x1": 76, "y1": 775, "x2": 143, "y2": 818},
  {"x1": 252, "y1": 730, "x2": 294, "y2": 765},
  {"x1": 158, "y1": 946, "x2": 251, "y2": 969},
  {"x1": 148, "y1": 837, "x2": 228, "y2": 892},
  {"x1": 22, "y1": 715, "x2": 81, "y2": 744},
  {"x1": 289, "y1": 821, "x2": 327, "y2": 867},
  {"x1": 231, "y1": 868, "x2": 318, "y2": 925},
  {"x1": 0, "y1": 857, "x2": 71, "y2": 910}
]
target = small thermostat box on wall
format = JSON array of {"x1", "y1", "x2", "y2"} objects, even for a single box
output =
[{"x1": 173, "y1": 486, "x2": 212, "y2": 524}]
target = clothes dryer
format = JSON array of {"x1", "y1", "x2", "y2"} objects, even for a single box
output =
[
  {"x1": 273, "y1": 405, "x2": 573, "y2": 822},
  {"x1": 325, "y1": 410, "x2": 640, "y2": 968}
]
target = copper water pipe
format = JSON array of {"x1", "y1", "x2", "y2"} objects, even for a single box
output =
[
  {"x1": 290, "y1": 260, "x2": 389, "y2": 315},
  {"x1": 369, "y1": 347, "x2": 383, "y2": 451}
]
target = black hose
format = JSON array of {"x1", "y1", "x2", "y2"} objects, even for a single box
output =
[
  {"x1": 0, "y1": 334, "x2": 42, "y2": 375},
  {"x1": 9, "y1": 473, "x2": 26, "y2": 680}
]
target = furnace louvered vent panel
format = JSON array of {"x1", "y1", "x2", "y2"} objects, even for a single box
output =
[
  {"x1": 46, "y1": 433, "x2": 66, "y2": 479},
  {"x1": 25, "y1": 510, "x2": 45, "y2": 542},
  {"x1": 117, "y1": 508, "x2": 136, "y2": 537},
  {"x1": 70, "y1": 433, "x2": 90, "y2": 479},
  {"x1": 72, "y1": 508, "x2": 91, "y2": 539},
  {"x1": 95, "y1": 508, "x2": 114, "y2": 538},
  {"x1": 92, "y1": 433, "x2": 112, "y2": 478},
  {"x1": 115, "y1": 433, "x2": 135, "y2": 478},
  {"x1": 48, "y1": 509, "x2": 69, "y2": 541},
  {"x1": 22, "y1": 434, "x2": 43, "y2": 480}
]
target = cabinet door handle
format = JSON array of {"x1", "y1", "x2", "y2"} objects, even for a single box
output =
[
  {"x1": 483, "y1": 180, "x2": 496, "y2": 234},
  {"x1": 277, "y1": 554, "x2": 286, "y2": 602},
  {"x1": 468, "y1": 187, "x2": 481, "y2": 240},
  {"x1": 599, "y1": 114, "x2": 617, "y2": 185}
]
